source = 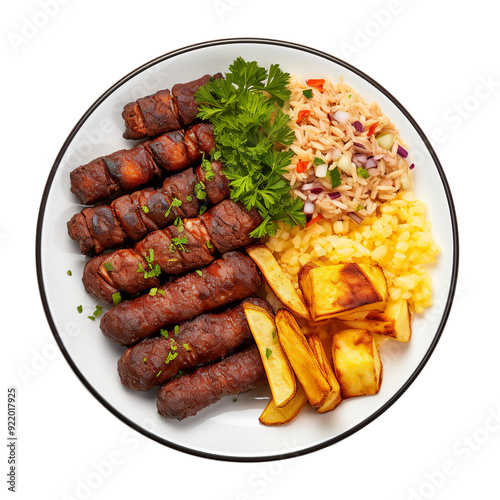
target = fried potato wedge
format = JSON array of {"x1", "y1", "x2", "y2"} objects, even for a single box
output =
[
  {"x1": 275, "y1": 309, "x2": 330, "y2": 408},
  {"x1": 245, "y1": 244, "x2": 311, "y2": 320},
  {"x1": 332, "y1": 329, "x2": 383, "y2": 399},
  {"x1": 259, "y1": 381, "x2": 308, "y2": 426},
  {"x1": 299, "y1": 262, "x2": 388, "y2": 322},
  {"x1": 243, "y1": 304, "x2": 296, "y2": 407},
  {"x1": 337, "y1": 297, "x2": 412, "y2": 343},
  {"x1": 307, "y1": 332, "x2": 342, "y2": 413}
]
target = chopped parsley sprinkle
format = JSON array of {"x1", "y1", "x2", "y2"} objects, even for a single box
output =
[
  {"x1": 158, "y1": 289, "x2": 166, "y2": 297},
  {"x1": 356, "y1": 204, "x2": 364, "y2": 211},
  {"x1": 313, "y1": 157, "x2": 325, "y2": 165},
  {"x1": 201, "y1": 157, "x2": 215, "y2": 181},
  {"x1": 67, "y1": 270, "x2": 72, "y2": 276},
  {"x1": 195, "y1": 269, "x2": 202, "y2": 277},
  {"x1": 138, "y1": 248, "x2": 162, "y2": 278},
  {"x1": 156, "y1": 370, "x2": 162, "y2": 377},
  {"x1": 169, "y1": 236, "x2": 188, "y2": 253},
  {"x1": 103, "y1": 261, "x2": 114, "y2": 272},
  {"x1": 357, "y1": 167, "x2": 369, "y2": 179},
  {"x1": 183, "y1": 343, "x2": 190, "y2": 351},
  {"x1": 194, "y1": 182, "x2": 207, "y2": 200},
  {"x1": 174, "y1": 217, "x2": 184, "y2": 233},
  {"x1": 174, "y1": 325, "x2": 179, "y2": 336},
  {"x1": 93, "y1": 305, "x2": 103, "y2": 317},
  {"x1": 77, "y1": 305, "x2": 83, "y2": 314},
  {"x1": 165, "y1": 350, "x2": 178, "y2": 364},
  {"x1": 141, "y1": 205, "x2": 149, "y2": 214},
  {"x1": 88, "y1": 315, "x2": 95, "y2": 321},
  {"x1": 265, "y1": 348, "x2": 272, "y2": 359},
  {"x1": 164, "y1": 197, "x2": 182, "y2": 218},
  {"x1": 186, "y1": 195, "x2": 193, "y2": 202},
  {"x1": 303, "y1": 89, "x2": 313, "y2": 99},
  {"x1": 143, "y1": 357, "x2": 147, "y2": 363},
  {"x1": 149, "y1": 287, "x2": 158, "y2": 296},
  {"x1": 112, "y1": 292, "x2": 122, "y2": 306},
  {"x1": 199, "y1": 205, "x2": 208, "y2": 215},
  {"x1": 206, "y1": 241, "x2": 213, "y2": 249},
  {"x1": 232, "y1": 397, "x2": 237, "y2": 403},
  {"x1": 160, "y1": 328, "x2": 169, "y2": 339}
]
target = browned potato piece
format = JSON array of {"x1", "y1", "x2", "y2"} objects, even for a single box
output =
[
  {"x1": 259, "y1": 381, "x2": 308, "y2": 426},
  {"x1": 275, "y1": 309, "x2": 330, "y2": 408},
  {"x1": 245, "y1": 244, "x2": 311, "y2": 320},
  {"x1": 337, "y1": 297, "x2": 412, "y2": 343},
  {"x1": 307, "y1": 332, "x2": 342, "y2": 413},
  {"x1": 299, "y1": 263, "x2": 388, "y2": 322},
  {"x1": 332, "y1": 329, "x2": 383, "y2": 398},
  {"x1": 243, "y1": 304, "x2": 296, "y2": 407}
]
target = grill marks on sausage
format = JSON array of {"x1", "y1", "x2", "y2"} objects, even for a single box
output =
[
  {"x1": 156, "y1": 344, "x2": 267, "y2": 420},
  {"x1": 122, "y1": 74, "x2": 222, "y2": 140},
  {"x1": 99, "y1": 251, "x2": 261, "y2": 346},
  {"x1": 69, "y1": 122, "x2": 216, "y2": 205},
  {"x1": 118, "y1": 296, "x2": 272, "y2": 391},
  {"x1": 81, "y1": 199, "x2": 262, "y2": 303},
  {"x1": 67, "y1": 162, "x2": 229, "y2": 255}
]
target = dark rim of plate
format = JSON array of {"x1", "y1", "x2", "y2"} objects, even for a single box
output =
[{"x1": 35, "y1": 37, "x2": 459, "y2": 463}]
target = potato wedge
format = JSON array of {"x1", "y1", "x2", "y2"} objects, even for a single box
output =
[
  {"x1": 243, "y1": 303, "x2": 296, "y2": 407},
  {"x1": 275, "y1": 309, "x2": 330, "y2": 408},
  {"x1": 307, "y1": 332, "x2": 342, "y2": 413},
  {"x1": 337, "y1": 297, "x2": 412, "y2": 343},
  {"x1": 332, "y1": 329, "x2": 383, "y2": 399},
  {"x1": 259, "y1": 381, "x2": 308, "y2": 426},
  {"x1": 299, "y1": 262, "x2": 387, "y2": 322},
  {"x1": 245, "y1": 244, "x2": 311, "y2": 320}
]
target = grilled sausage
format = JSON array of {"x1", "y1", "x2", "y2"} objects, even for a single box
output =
[
  {"x1": 118, "y1": 296, "x2": 272, "y2": 391},
  {"x1": 70, "y1": 123, "x2": 215, "y2": 205},
  {"x1": 99, "y1": 251, "x2": 261, "y2": 346},
  {"x1": 67, "y1": 162, "x2": 230, "y2": 255},
  {"x1": 82, "y1": 199, "x2": 262, "y2": 303},
  {"x1": 156, "y1": 344, "x2": 267, "y2": 420},
  {"x1": 122, "y1": 74, "x2": 222, "y2": 140}
]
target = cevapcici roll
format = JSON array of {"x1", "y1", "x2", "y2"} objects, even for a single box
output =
[
  {"x1": 99, "y1": 251, "x2": 261, "y2": 346},
  {"x1": 82, "y1": 199, "x2": 263, "y2": 303},
  {"x1": 122, "y1": 73, "x2": 222, "y2": 140},
  {"x1": 67, "y1": 161, "x2": 230, "y2": 255},
  {"x1": 70, "y1": 122, "x2": 215, "y2": 205},
  {"x1": 156, "y1": 344, "x2": 267, "y2": 420},
  {"x1": 118, "y1": 296, "x2": 272, "y2": 391}
]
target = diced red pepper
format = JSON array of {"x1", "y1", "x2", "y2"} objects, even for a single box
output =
[
  {"x1": 367, "y1": 121, "x2": 379, "y2": 137},
  {"x1": 305, "y1": 213, "x2": 324, "y2": 227},
  {"x1": 306, "y1": 79, "x2": 326, "y2": 93},
  {"x1": 296, "y1": 160, "x2": 309, "y2": 173},
  {"x1": 297, "y1": 109, "x2": 311, "y2": 123}
]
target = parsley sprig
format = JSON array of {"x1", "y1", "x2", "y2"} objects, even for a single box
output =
[{"x1": 195, "y1": 57, "x2": 305, "y2": 237}]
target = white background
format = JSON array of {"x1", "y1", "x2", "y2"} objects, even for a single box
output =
[{"x1": 2, "y1": 1, "x2": 499, "y2": 499}]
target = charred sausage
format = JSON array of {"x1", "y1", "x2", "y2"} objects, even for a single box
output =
[
  {"x1": 67, "y1": 161, "x2": 230, "y2": 255},
  {"x1": 70, "y1": 123, "x2": 215, "y2": 205},
  {"x1": 82, "y1": 199, "x2": 262, "y2": 303},
  {"x1": 99, "y1": 251, "x2": 261, "y2": 346},
  {"x1": 118, "y1": 296, "x2": 272, "y2": 391},
  {"x1": 122, "y1": 73, "x2": 222, "y2": 140},
  {"x1": 156, "y1": 344, "x2": 267, "y2": 420}
]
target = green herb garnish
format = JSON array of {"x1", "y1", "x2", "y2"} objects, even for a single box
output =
[
  {"x1": 169, "y1": 237, "x2": 188, "y2": 253},
  {"x1": 174, "y1": 217, "x2": 184, "y2": 233},
  {"x1": 265, "y1": 348, "x2": 272, "y2": 359},
  {"x1": 195, "y1": 57, "x2": 305, "y2": 237},
  {"x1": 103, "y1": 261, "x2": 114, "y2": 272},
  {"x1": 303, "y1": 89, "x2": 313, "y2": 99},
  {"x1": 160, "y1": 328, "x2": 169, "y2": 339},
  {"x1": 174, "y1": 325, "x2": 179, "y2": 336},
  {"x1": 329, "y1": 166, "x2": 341, "y2": 188},
  {"x1": 183, "y1": 344, "x2": 190, "y2": 351},
  {"x1": 313, "y1": 157, "x2": 325, "y2": 165},
  {"x1": 112, "y1": 292, "x2": 122, "y2": 306},
  {"x1": 164, "y1": 197, "x2": 182, "y2": 218},
  {"x1": 201, "y1": 156, "x2": 215, "y2": 181},
  {"x1": 195, "y1": 269, "x2": 202, "y2": 277},
  {"x1": 67, "y1": 270, "x2": 72, "y2": 276},
  {"x1": 357, "y1": 167, "x2": 369, "y2": 179},
  {"x1": 141, "y1": 205, "x2": 149, "y2": 214},
  {"x1": 92, "y1": 305, "x2": 103, "y2": 317},
  {"x1": 77, "y1": 305, "x2": 83, "y2": 313}
]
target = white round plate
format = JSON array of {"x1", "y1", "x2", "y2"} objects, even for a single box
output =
[{"x1": 36, "y1": 38, "x2": 459, "y2": 461}]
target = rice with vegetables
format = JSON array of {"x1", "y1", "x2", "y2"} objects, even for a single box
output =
[{"x1": 285, "y1": 76, "x2": 414, "y2": 226}]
